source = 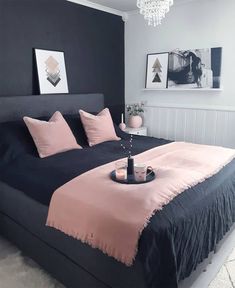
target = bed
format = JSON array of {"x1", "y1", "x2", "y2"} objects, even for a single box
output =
[{"x1": 0, "y1": 93, "x2": 234, "y2": 288}]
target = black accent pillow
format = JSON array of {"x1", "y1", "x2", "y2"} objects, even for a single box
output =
[
  {"x1": 0, "y1": 119, "x2": 38, "y2": 163},
  {"x1": 63, "y1": 114, "x2": 88, "y2": 147}
]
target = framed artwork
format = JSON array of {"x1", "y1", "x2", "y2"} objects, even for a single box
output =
[
  {"x1": 168, "y1": 47, "x2": 222, "y2": 89},
  {"x1": 145, "y1": 52, "x2": 169, "y2": 89},
  {"x1": 34, "y1": 49, "x2": 69, "y2": 94}
]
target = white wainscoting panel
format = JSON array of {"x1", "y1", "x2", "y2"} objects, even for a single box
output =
[{"x1": 144, "y1": 106, "x2": 235, "y2": 149}]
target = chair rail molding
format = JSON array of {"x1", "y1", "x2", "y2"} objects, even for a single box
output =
[{"x1": 145, "y1": 104, "x2": 235, "y2": 112}]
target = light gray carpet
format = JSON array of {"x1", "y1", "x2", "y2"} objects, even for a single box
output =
[
  {"x1": 209, "y1": 247, "x2": 235, "y2": 288},
  {"x1": 0, "y1": 236, "x2": 234, "y2": 288},
  {"x1": 0, "y1": 237, "x2": 64, "y2": 288}
]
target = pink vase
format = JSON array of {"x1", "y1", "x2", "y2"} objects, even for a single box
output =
[{"x1": 128, "y1": 115, "x2": 143, "y2": 128}]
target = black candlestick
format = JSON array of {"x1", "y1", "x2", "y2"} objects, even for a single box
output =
[{"x1": 127, "y1": 157, "x2": 134, "y2": 179}]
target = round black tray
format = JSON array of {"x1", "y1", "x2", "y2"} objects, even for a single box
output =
[{"x1": 110, "y1": 169, "x2": 156, "y2": 185}]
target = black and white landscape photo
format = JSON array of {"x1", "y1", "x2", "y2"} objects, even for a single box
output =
[{"x1": 168, "y1": 47, "x2": 222, "y2": 89}]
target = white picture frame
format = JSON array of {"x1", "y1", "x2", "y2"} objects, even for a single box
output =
[
  {"x1": 35, "y1": 49, "x2": 69, "y2": 94},
  {"x1": 145, "y1": 53, "x2": 169, "y2": 89}
]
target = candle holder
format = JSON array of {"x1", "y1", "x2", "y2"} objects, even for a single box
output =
[
  {"x1": 119, "y1": 113, "x2": 126, "y2": 131},
  {"x1": 115, "y1": 161, "x2": 127, "y2": 181},
  {"x1": 119, "y1": 122, "x2": 126, "y2": 131}
]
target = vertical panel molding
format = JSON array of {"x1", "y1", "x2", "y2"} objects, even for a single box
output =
[{"x1": 143, "y1": 106, "x2": 235, "y2": 148}]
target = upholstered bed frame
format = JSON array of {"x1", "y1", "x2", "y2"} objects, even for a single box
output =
[{"x1": 0, "y1": 93, "x2": 104, "y2": 122}]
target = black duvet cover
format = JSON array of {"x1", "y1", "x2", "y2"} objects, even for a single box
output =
[{"x1": 0, "y1": 122, "x2": 235, "y2": 288}]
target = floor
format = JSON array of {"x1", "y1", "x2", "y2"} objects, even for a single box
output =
[
  {"x1": 209, "y1": 248, "x2": 235, "y2": 288},
  {"x1": 0, "y1": 235, "x2": 234, "y2": 288},
  {"x1": 0, "y1": 236, "x2": 63, "y2": 288}
]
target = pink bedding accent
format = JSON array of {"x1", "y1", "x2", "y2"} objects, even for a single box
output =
[
  {"x1": 79, "y1": 108, "x2": 120, "y2": 146},
  {"x1": 46, "y1": 142, "x2": 235, "y2": 265},
  {"x1": 24, "y1": 111, "x2": 82, "y2": 158}
]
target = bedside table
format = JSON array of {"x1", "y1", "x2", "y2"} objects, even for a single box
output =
[{"x1": 124, "y1": 127, "x2": 147, "y2": 136}]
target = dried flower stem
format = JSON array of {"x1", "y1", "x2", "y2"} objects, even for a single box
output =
[{"x1": 120, "y1": 135, "x2": 133, "y2": 158}]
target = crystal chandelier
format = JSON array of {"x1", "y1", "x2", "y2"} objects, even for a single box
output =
[{"x1": 137, "y1": 0, "x2": 174, "y2": 26}]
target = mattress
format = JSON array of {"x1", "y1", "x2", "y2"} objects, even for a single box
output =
[{"x1": 0, "y1": 134, "x2": 235, "y2": 288}]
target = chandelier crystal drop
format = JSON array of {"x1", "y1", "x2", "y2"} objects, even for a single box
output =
[{"x1": 137, "y1": 0, "x2": 174, "y2": 26}]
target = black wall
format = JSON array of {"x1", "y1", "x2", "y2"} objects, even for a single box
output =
[{"x1": 0, "y1": 0, "x2": 124, "y2": 122}]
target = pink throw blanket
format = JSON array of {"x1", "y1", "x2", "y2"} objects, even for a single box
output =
[{"x1": 46, "y1": 142, "x2": 235, "y2": 266}]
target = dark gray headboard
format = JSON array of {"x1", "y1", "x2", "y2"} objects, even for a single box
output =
[{"x1": 0, "y1": 93, "x2": 104, "y2": 122}]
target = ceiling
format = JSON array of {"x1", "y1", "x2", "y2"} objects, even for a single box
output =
[{"x1": 89, "y1": 0, "x2": 191, "y2": 12}]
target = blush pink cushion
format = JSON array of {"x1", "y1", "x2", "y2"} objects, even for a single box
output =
[
  {"x1": 79, "y1": 108, "x2": 120, "y2": 146},
  {"x1": 23, "y1": 111, "x2": 82, "y2": 158}
]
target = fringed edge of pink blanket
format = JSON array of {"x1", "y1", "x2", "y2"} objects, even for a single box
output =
[
  {"x1": 46, "y1": 153, "x2": 235, "y2": 266},
  {"x1": 46, "y1": 220, "x2": 134, "y2": 266}
]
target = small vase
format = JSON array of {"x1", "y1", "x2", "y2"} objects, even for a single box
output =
[{"x1": 128, "y1": 115, "x2": 142, "y2": 128}]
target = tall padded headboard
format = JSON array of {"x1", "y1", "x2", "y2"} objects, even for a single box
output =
[{"x1": 0, "y1": 93, "x2": 104, "y2": 122}]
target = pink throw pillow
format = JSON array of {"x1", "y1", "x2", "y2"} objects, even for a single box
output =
[
  {"x1": 79, "y1": 108, "x2": 120, "y2": 146},
  {"x1": 24, "y1": 111, "x2": 82, "y2": 158}
]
